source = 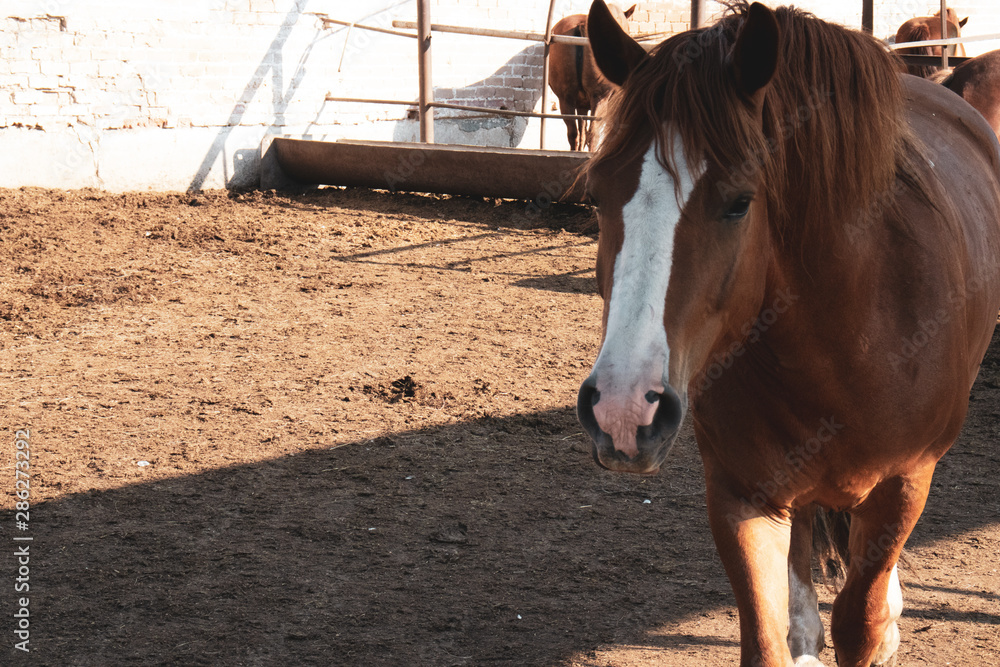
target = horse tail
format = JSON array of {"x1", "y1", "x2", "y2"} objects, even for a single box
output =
[
  {"x1": 813, "y1": 506, "x2": 915, "y2": 590},
  {"x1": 897, "y1": 23, "x2": 939, "y2": 78},
  {"x1": 573, "y1": 25, "x2": 584, "y2": 95},
  {"x1": 913, "y1": 22, "x2": 931, "y2": 45},
  {"x1": 937, "y1": 69, "x2": 956, "y2": 88},
  {"x1": 898, "y1": 22, "x2": 931, "y2": 52},
  {"x1": 813, "y1": 507, "x2": 851, "y2": 584}
]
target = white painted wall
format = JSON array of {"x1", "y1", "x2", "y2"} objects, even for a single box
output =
[{"x1": 1, "y1": 0, "x2": 996, "y2": 191}]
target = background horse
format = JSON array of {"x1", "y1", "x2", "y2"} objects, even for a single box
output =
[
  {"x1": 547, "y1": 3, "x2": 634, "y2": 150},
  {"x1": 895, "y1": 8, "x2": 968, "y2": 78},
  {"x1": 577, "y1": 1, "x2": 1000, "y2": 665},
  {"x1": 942, "y1": 48, "x2": 1000, "y2": 136}
]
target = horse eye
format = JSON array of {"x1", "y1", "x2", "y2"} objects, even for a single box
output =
[{"x1": 723, "y1": 196, "x2": 753, "y2": 221}]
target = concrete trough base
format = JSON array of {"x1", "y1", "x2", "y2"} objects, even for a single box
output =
[{"x1": 261, "y1": 137, "x2": 589, "y2": 203}]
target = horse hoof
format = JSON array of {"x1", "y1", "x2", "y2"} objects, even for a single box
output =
[
  {"x1": 793, "y1": 656, "x2": 826, "y2": 667},
  {"x1": 870, "y1": 619, "x2": 900, "y2": 666}
]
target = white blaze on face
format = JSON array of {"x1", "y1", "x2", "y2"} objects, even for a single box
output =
[{"x1": 589, "y1": 135, "x2": 700, "y2": 453}]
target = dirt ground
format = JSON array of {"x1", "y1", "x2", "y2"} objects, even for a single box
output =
[{"x1": 0, "y1": 186, "x2": 997, "y2": 666}]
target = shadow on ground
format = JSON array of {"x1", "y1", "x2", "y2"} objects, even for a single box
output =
[
  {"x1": 10, "y1": 408, "x2": 727, "y2": 666},
  {"x1": 257, "y1": 186, "x2": 597, "y2": 234},
  {"x1": 9, "y1": 335, "x2": 1000, "y2": 666}
]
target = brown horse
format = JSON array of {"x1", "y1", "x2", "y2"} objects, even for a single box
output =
[
  {"x1": 942, "y1": 48, "x2": 1000, "y2": 137},
  {"x1": 577, "y1": 1, "x2": 1000, "y2": 665},
  {"x1": 547, "y1": 3, "x2": 634, "y2": 151},
  {"x1": 895, "y1": 8, "x2": 969, "y2": 78}
]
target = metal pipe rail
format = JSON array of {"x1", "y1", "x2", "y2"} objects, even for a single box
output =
[
  {"x1": 392, "y1": 19, "x2": 591, "y2": 45},
  {"x1": 324, "y1": 96, "x2": 601, "y2": 122},
  {"x1": 323, "y1": 1, "x2": 1000, "y2": 152},
  {"x1": 391, "y1": 20, "x2": 672, "y2": 46},
  {"x1": 890, "y1": 34, "x2": 1000, "y2": 50},
  {"x1": 317, "y1": 16, "x2": 417, "y2": 39}
]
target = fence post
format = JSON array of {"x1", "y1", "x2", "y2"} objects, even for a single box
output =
[
  {"x1": 691, "y1": 0, "x2": 707, "y2": 28},
  {"x1": 540, "y1": 0, "x2": 558, "y2": 150},
  {"x1": 417, "y1": 0, "x2": 434, "y2": 143},
  {"x1": 940, "y1": 0, "x2": 949, "y2": 70}
]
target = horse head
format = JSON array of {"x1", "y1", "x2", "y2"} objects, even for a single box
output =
[{"x1": 577, "y1": 1, "x2": 779, "y2": 474}]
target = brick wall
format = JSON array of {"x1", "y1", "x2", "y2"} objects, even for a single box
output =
[{"x1": 1, "y1": 0, "x2": 997, "y2": 191}]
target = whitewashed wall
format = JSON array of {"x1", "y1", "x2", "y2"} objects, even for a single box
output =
[{"x1": 1, "y1": 0, "x2": 996, "y2": 191}]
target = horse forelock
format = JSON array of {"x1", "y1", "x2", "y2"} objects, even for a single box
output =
[{"x1": 587, "y1": 2, "x2": 913, "y2": 238}]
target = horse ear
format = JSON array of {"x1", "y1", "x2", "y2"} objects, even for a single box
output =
[
  {"x1": 960, "y1": 16, "x2": 969, "y2": 28},
  {"x1": 731, "y1": 2, "x2": 780, "y2": 98},
  {"x1": 588, "y1": 0, "x2": 648, "y2": 87},
  {"x1": 624, "y1": 4, "x2": 636, "y2": 20}
]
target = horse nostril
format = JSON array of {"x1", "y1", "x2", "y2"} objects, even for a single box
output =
[
  {"x1": 638, "y1": 386, "x2": 683, "y2": 445},
  {"x1": 577, "y1": 382, "x2": 604, "y2": 444}
]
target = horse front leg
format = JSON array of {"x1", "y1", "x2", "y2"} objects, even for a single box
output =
[
  {"x1": 706, "y1": 470, "x2": 796, "y2": 667},
  {"x1": 831, "y1": 467, "x2": 933, "y2": 667},
  {"x1": 787, "y1": 506, "x2": 825, "y2": 664}
]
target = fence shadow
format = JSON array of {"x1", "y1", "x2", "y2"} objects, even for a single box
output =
[
  {"x1": 390, "y1": 44, "x2": 546, "y2": 148},
  {"x1": 265, "y1": 187, "x2": 596, "y2": 234},
  {"x1": 188, "y1": 0, "x2": 310, "y2": 192}
]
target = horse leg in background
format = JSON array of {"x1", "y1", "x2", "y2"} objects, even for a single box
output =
[
  {"x1": 830, "y1": 468, "x2": 931, "y2": 667},
  {"x1": 578, "y1": 111, "x2": 589, "y2": 151},
  {"x1": 705, "y1": 471, "x2": 795, "y2": 666},
  {"x1": 557, "y1": 97, "x2": 580, "y2": 151},
  {"x1": 787, "y1": 506, "x2": 825, "y2": 665},
  {"x1": 586, "y1": 96, "x2": 609, "y2": 151}
]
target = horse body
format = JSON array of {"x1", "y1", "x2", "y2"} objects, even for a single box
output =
[
  {"x1": 943, "y1": 48, "x2": 1000, "y2": 136},
  {"x1": 895, "y1": 8, "x2": 968, "y2": 78},
  {"x1": 547, "y1": 4, "x2": 634, "y2": 150},
  {"x1": 578, "y1": 2, "x2": 1000, "y2": 665},
  {"x1": 695, "y1": 74, "x2": 1000, "y2": 510}
]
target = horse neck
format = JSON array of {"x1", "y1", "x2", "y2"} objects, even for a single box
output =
[{"x1": 761, "y1": 161, "x2": 904, "y2": 313}]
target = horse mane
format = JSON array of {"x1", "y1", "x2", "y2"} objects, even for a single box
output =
[{"x1": 587, "y1": 2, "x2": 921, "y2": 239}]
